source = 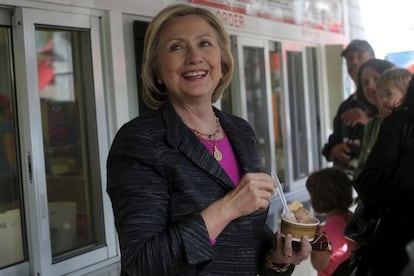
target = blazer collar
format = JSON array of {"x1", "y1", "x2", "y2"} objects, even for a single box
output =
[
  {"x1": 161, "y1": 103, "x2": 262, "y2": 190},
  {"x1": 161, "y1": 103, "x2": 235, "y2": 191},
  {"x1": 218, "y1": 113, "x2": 261, "y2": 173}
]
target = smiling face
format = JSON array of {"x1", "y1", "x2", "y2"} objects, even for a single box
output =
[
  {"x1": 345, "y1": 50, "x2": 372, "y2": 83},
  {"x1": 155, "y1": 15, "x2": 223, "y2": 107},
  {"x1": 376, "y1": 85, "x2": 406, "y2": 118},
  {"x1": 361, "y1": 66, "x2": 380, "y2": 106}
]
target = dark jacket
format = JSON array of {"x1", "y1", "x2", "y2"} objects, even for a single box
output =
[
  {"x1": 355, "y1": 108, "x2": 414, "y2": 209},
  {"x1": 322, "y1": 94, "x2": 365, "y2": 168},
  {"x1": 354, "y1": 108, "x2": 414, "y2": 276},
  {"x1": 107, "y1": 102, "x2": 292, "y2": 276}
]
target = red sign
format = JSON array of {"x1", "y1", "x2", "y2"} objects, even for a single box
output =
[{"x1": 191, "y1": 0, "x2": 343, "y2": 33}]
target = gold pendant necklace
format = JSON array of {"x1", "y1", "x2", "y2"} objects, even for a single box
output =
[
  {"x1": 200, "y1": 137, "x2": 223, "y2": 161},
  {"x1": 191, "y1": 116, "x2": 223, "y2": 161},
  {"x1": 192, "y1": 117, "x2": 220, "y2": 139},
  {"x1": 213, "y1": 144, "x2": 223, "y2": 161}
]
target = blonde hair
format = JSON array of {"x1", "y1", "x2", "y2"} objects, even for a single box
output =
[
  {"x1": 377, "y1": 67, "x2": 412, "y2": 94},
  {"x1": 141, "y1": 4, "x2": 234, "y2": 109}
]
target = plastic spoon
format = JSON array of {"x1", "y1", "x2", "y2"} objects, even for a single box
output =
[{"x1": 271, "y1": 171, "x2": 296, "y2": 221}]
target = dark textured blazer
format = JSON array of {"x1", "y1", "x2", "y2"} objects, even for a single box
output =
[{"x1": 107, "y1": 102, "x2": 292, "y2": 276}]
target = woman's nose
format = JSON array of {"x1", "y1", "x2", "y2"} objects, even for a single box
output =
[
  {"x1": 185, "y1": 46, "x2": 202, "y2": 64},
  {"x1": 368, "y1": 79, "x2": 377, "y2": 90}
]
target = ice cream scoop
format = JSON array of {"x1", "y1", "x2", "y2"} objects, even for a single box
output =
[{"x1": 271, "y1": 171, "x2": 296, "y2": 222}]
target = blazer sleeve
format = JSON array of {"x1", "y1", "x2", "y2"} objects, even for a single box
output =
[{"x1": 106, "y1": 125, "x2": 214, "y2": 276}]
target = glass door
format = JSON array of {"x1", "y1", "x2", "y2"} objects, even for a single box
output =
[
  {"x1": 223, "y1": 35, "x2": 321, "y2": 231},
  {"x1": 227, "y1": 36, "x2": 274, "y2": 173},
  {"x1": 36, "y1": 27, "x2": 104, "y2": 259},
  {"x1": 5, "y1": 7, "x2": 117, "y2": 275},
  {"x1": 279, "y1": 42, "x2": 321, "y2": 190},
  {"x1": 0, "y1": 10, "x2": 27, "y2": 274},
  {"x1": 225, "y1": 36, "x2": 321, "y2": 184},
  {"x1": 268, "y1": 42, "x2": 286, "y2": 183}
]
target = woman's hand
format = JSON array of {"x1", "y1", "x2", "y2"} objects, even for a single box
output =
[
  {"x1": 271, "y1": 231, "x2": 312, "y2": 265},
  {"x1": 224, "y1": 172, "x2": 276, "y2": 219},
  {"x1": 330, "y1": 143, "x2": 351, "y2": 165},
  {"x1": 201, "y1": 172, "x2": 275, "y2": 244},
  {"x1": 341, "y1": 108, "x2": 370, "y2": 126}
]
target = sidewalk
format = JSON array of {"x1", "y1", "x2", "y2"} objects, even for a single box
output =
[{"x1": 292, "y1": 258, "x2": 317, "y2": 276}]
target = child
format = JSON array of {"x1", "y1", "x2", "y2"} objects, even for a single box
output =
[
  {"x1": 354, "y1": 67, "x2": 411, "y2": 178},
  {"x1": 353, "y1": 73, "x2": 414, "y2": 276},
  {"x1": 376, "y1": 67, "x2": 412, "y2": 118},
  {"x1": 306, "y1": 167, "x2": 356, "y2": 276}
]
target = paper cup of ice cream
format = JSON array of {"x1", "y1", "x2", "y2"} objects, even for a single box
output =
[
  {"x1": 280, "y1": 201, "x2": 320, "y2": 242},
  {"x1": 280, "y1": 217, "x2": 320, "y2": 242}
]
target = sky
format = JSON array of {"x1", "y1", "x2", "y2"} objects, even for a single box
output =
[{"x1": 360, "y1": 0, "x2": 414, "y2": 59}]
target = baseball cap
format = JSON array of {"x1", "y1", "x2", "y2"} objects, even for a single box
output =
[{"x1": 341, "y1": 39, "x2": 375, "y2": 58}]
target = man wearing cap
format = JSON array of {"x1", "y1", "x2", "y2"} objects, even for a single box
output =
[{"x1": 322, "y1": 39, "x2": 375, "y2": 176}]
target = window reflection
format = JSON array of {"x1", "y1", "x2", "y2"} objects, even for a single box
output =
[
  {"x1": 0, "y1": 26, "x2": 25, "y2": 268},
  {"x1": 269, "y1": 48, "x2": 285, "y2": 182},
  {"x1": 243, "y1": 46, "x2": 271, "y2": 172},
  {"x1": 287, "y1": 51, "x2": 309, "y2": 180},
  {"x1": 36, "y1": 28, "x2": 104, "y2": 258}
]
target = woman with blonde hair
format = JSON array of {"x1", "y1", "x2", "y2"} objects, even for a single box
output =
[{"x1": 107, "y1": 4, "x2": 311, "y2": 275}]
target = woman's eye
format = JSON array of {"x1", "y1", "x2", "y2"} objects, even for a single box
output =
[
  {"x1": 200, "y1": 40, "x2": 212, "y2": 47},
  {"x1": 169, "y1": 43, "x2": 183, "y2": 51}
]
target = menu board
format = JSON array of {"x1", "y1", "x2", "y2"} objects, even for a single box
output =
[{"x1": 191, "y1": 0, "x2": 343, "y2": 33}]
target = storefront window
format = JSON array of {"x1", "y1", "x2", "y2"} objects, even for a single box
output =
[
  {"x1": 269, "y1": 46, "x2": 286, "y2": 182},
  {"x1": 36, "y1": 28, "x2": 105, "y2": 259},
  {"x1": 0, "y1": 25, "x2": 25, "y2": 268},
  {"x1": 243, "y1": 46, "x2": 271, "y2": 172}
]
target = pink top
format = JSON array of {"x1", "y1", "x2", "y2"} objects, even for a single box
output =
[
  {"x1": 199, "y1": 133, "x2": 241, "y2": 246},
  {"x1": 198, "y1": 133, "x2": 241, "y2": 185},
  {"x1": 318, "y1": 211, "x2": 356, "y2": 276}
]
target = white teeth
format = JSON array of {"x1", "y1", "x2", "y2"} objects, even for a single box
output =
[{"x1": 182, "y1": 71, "x2": 206, "y2": 77}]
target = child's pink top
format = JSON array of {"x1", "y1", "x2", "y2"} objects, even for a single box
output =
[{"x1": 318, "y1": 211, "x2": 356, "y2": 276}]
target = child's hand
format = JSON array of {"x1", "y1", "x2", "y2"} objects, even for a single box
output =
[{"x1": 311, "y1": 232, "x2": 331, "y2": 251}]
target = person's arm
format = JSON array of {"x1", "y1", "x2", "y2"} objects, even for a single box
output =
[
  {"x1": 353, "y1": 119, "x2": 374, "y2": 179},
  {"x1": 310, "y1": 222, "x2": 339, "y2": 273},
  {"x1": 201, "y1": 173, "x2": 276, "y2": 242},
  {"x1": 310, "y1": 250, "x2": 331, "y2": 271},
  {"x1": 258, "y1": 231, "x2": 311, "y2": 276},
  {"x1": 354, "y1": 116, "x2": 400, "y2": 206},
  {"x1": 322, "y1": 109, "x2": 345, "y2": 162},
  {"x1": 322, "y1": 98, "x2": 356, "y2": 164},
  {"x1": 107, "y1": 129, "x2": 214, "y2": 276},
  {"x1": 341, "y1": 108, "x2": 370, "y2": 127}
]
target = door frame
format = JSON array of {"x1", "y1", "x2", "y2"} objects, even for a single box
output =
[{"x1": 11, "y1": 7, "x2": 117, "y2": 275}]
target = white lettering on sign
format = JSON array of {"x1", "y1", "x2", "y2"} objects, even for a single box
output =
[
  {"x1": 301, "y1": 28, "x2": 321, "y2": 41},
  {"x1": 215, "y1": 10, "x2": 245, "y2": 29}
]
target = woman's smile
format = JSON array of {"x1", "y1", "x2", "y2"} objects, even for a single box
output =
[{"x1": 156, "y1": 15, "x2": 223, "y2": 103}]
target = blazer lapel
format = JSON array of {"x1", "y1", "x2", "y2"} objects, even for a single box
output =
[
  {"x1": 217, "y1": 110, "x2": 263, "y2": 174},
  {"x1": 162, "y1": 104, "x2": 235, "y2": 191}
]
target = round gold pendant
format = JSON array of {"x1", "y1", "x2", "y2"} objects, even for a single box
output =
[{"x1": 213, "y1": 146, "x2": 223, "y2": 161}]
